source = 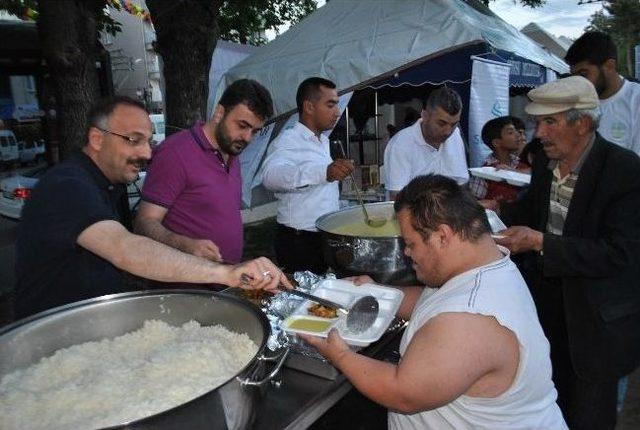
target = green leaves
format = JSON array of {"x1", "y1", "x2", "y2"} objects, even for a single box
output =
[
  {"x1": 587, "y1": 0, "x2": 640, "y2": 76},
  {"x1": 218, "y1": 0, "x2": 317, "y2": 45}
]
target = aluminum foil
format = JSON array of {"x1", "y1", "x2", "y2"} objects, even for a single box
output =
[{"x1": 264, "y1": 271, "x2": 337, "y2": 356}]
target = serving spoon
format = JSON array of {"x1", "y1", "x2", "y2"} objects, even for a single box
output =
[{"x1": 335, "y1": 141, "x2": 387, "y2": 228}]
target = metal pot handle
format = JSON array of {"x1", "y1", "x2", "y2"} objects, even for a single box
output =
[
  {"x1": 239, "y1": 347, "x2": 290, "y2": 387},
  {"x1": 326, "y1": 239, "x2": 353, "y2": 248}
]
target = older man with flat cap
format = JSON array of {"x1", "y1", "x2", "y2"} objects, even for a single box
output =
[{"x1": 482, "y1": 76, "x2": 640, "y2": 430}]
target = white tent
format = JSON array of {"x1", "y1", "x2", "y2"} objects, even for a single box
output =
[
  {"x1": 223, "y1": 0, "x2": 570, "y2": 210},
  {"x1": 206, "y1": 40, "x2": 259, "y2": 119},
  {"x1": 217, "y1": 0, "x2": 568, "y2": 120}
]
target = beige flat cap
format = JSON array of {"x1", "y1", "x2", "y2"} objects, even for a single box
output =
[{"x1": 525, "y1": 75, "x2": 599, "y2": 116}]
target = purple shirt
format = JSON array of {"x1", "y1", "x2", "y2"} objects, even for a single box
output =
[{"x1": 141, "y1": 123, "x2": 243, "y2": 263}]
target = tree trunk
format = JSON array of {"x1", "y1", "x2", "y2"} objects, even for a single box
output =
[
  {"x1": 37, "y1": 0, "x2": 104, "y2": 159},
  {"x1": 37, "y1": 72, "x2": 61, "y2": 164},
  {"x1": 146, "y1": 0, "x2": 222, "y2": 136}
]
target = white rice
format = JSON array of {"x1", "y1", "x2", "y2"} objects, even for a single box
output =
[{"x1": 0, "y1": 320, "x2": 258, "y2": 430}]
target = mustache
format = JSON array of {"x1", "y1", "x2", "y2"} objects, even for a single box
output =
[{"x1": 127, "y1": 158, "x2": 148, "y2": 168}]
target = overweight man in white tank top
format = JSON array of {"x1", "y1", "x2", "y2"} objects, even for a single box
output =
[{"x1": 302, "y1": 174, "x2": 566, "y2": 429}]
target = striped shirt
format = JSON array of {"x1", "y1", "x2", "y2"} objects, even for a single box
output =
[{"x1": 546, "y1": 137, "x2": 595, "y2": 235}]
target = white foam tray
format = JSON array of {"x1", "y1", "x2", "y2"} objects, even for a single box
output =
[
  {"x1": 469, "y1": 166, "x2": 531, "y2": 187},
  {"x1": 281, "y1": 279, "x2": 404, "y2": 347},
  {"x1": 485, "y1": 209, "x2": 507, "y2": 234}
]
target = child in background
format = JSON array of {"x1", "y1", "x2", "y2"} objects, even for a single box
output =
[
  {"x1": 469, "y1": 116, "x2": 529, "y2": 202},
  {"x1": 509, "y1": 115, "x2": 528, "y2": 156}
]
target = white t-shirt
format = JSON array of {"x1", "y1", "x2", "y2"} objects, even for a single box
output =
[
  {"x1": 388, "y1": 248, "x2": 567, "y2": 430},
  {"x1": 384, "y1": 119, "x2": 469, "y2": 192},
  {"x1": 261, "y1": 121, "x2": 339, "y2": 231},
  {"x1": 598, "y1": 79, "x2": 640, "y2": 156}
]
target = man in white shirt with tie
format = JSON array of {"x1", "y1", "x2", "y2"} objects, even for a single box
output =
[
  {"x1": 384, "y1": 87, "x2": 469, "y2": 199},
  {"x1": 262, "y1": 77, "x2": 354, "y2": 274}
]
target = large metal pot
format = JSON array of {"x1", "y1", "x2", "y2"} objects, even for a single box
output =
[
  {"x1": 316, "y1": 201, "x2": 417, "y2": 285},
  {"x1": 0, "y1": 289, "x2": 287, "y2": 430}
]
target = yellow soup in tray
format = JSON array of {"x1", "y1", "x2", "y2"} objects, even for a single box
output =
[{"x1": 287, "y1": 318, "x2": 333, "y2": 333}]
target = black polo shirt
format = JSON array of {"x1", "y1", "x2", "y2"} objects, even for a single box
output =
[{"x1": 14, "y1": 151, "x2": 132, "y2": 319}]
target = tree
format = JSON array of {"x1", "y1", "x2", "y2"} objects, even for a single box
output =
[
  {"x1": 586, "y1": 0, "x2": 640, "y2": 77},
  {"x1": 0, "y1": 0, "x2": 318, "y2": 156},
  {"x1": 146, "y1": 0, "x2": 222, "y2": 135},
  {"x1": 218, "y1": 0, "x2": 316, "y2": 45},
  {"x1": 147, "y1": 0, "x2": 317, "y2": 135},
  {"x1": 37, "y1": 0, "x2": 107, "y2": 157},
  {"x1": 0, "y1": 0, "x2": 110, "y2": 157}
]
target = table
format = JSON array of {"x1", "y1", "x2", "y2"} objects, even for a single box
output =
[{"x1": 253, "y1": 325, "x2": 404, "y2": 429}]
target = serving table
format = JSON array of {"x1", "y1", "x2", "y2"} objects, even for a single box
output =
[{"x1": 252, "y1": 323, "x2": 404, "y2": 429}]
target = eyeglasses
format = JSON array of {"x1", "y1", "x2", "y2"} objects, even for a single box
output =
[{"x1": 96, "y1": 127, "x2": 151, "y2": 147}]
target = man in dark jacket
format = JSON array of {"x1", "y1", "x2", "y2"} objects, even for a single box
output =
[{"x1": 482, "y1": 76, "x2": 640, "y2": 430}]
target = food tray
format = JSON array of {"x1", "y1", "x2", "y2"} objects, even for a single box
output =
[
  {"x1": 469, "y1": 166, "x2": 531, "y2": 187},
  {"x1": 485, "y1": 209, "x2": 507, "y2": 235},
  {"x1": 281, "y1": 279, "x2": 404, "y2": 347}
]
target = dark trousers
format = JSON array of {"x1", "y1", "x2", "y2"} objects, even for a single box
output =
[
  {"x1": 274, "y1": 223, "x2": 328, "y2": 275},
  {"x1": 533, "y1": 277, "x2": 618, "y2": 430}
]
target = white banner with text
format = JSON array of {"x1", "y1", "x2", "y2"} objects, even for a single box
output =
[{"x1": 468, "y1": 57, "x2": 511, "y2": 167}]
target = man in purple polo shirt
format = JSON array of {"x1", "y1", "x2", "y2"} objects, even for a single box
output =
[{"x1": 134, "y1": 79, "x2": 273, "y2": 267}]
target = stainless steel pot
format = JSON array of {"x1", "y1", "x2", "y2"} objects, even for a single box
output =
[
  {"x1": 0, "y1": 289, "x2": 288, "y2": 430},
  {"x1": 316, "y1": 201, "x2": 417, "y2": 285}
]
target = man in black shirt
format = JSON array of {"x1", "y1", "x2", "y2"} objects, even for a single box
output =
[{"x1": 15, "y1": 96, "x2": 288, "y2": 319}]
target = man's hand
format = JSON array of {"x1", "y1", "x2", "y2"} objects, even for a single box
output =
[
  {"x1": 343, "y1": 275, "x2": 376, "y2": 286},
  {"x1": 478, "y1": 199, "x2": 499, "y2": 213},
  {"x1": 327, "y1": 159, "x2": 355, "y2": 182},
  {"x1": 494, "y1": 163, "x2": 515, "y2": 171},
  {"x1": 299, "y1": 329, "x2": 352, "y2": 366},
  {"x1": 183, "y1": 238, "x2": 222, "y2": 262},
  {"x1": 494, "y1": 226, "x2": 543, "y2": 254},
  {"x1": 227, "y1": 257, "x2": 293, "y2": 291}
]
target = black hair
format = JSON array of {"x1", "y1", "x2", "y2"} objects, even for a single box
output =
[
  {"x1": 481, "y1": 116, "x2": 514, "y2": 150},
  {"x1": 296, "y1": 77, "x2": 337, "y2": 113},
  {"x1": 403, "y1": 107, "x2": 420, "y2": 127},
  {"x1": 519, "y1": 138, "x2": 544, "y2": 167},
  {"x1": 219, "y1": 79, "x2": 273, "y2": 120},
  {"x1": 422, "y1": 87, "x2": 462, "y2": 116},
  {"x1": 565, "y1": 31, "x2": 617, "y2": 66},
  {"x1": 86, "y1": 95, "x2": 147, "y2": 135},
  {"x1": 394, "y1": 174, "x2": 491, "y2": 242},
  {"x1": 508, "y1": 115, "x2": 525, "y2": 131}
]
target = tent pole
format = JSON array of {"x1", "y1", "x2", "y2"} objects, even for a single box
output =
[
  {"x1": 374, "y1": 90, "x2": 379, "y2": 165},
  {"x1": 345, "y1": 105, "x2": 351, "y2": 159}
]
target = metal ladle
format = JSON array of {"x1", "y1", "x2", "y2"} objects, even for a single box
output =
[{"x1": 335, "y1": 141, "x2": 387, "y2": 228}]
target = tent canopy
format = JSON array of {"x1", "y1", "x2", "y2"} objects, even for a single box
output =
[
  {"x1": 206, "y1": 40, "x2": 259, "y2": 118},
  {"x1": 218, "y1": 0, "x2": 568, "y2": 120},
  {"x1": 369, "y1": 44, "x2": 550, "y2": 90}
]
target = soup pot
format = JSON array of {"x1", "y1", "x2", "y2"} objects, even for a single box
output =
[
  {"x1": 0, "y1": 289, "x2": 288, "y2": 430},
  {"x1": 316, "y1": 201, "x2": 417, "y2": 285}
]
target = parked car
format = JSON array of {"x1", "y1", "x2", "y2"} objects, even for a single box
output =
[
  {"x1": 18, "y1": 139, "x2": 46, "y2": 165},
  {"x1": 0, "y1": 167, "x2": 146, "y2": 220},
  {"x1": 0, "y1": 130, "x2": 20, "y2": 166},
  {"x1": 149, "y1": 114, "x2": 165, "y2": 145}
]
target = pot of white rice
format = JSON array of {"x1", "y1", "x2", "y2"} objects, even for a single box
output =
[{"x1": 0, "y1": 289, "x2": 284, "y2": 430}]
